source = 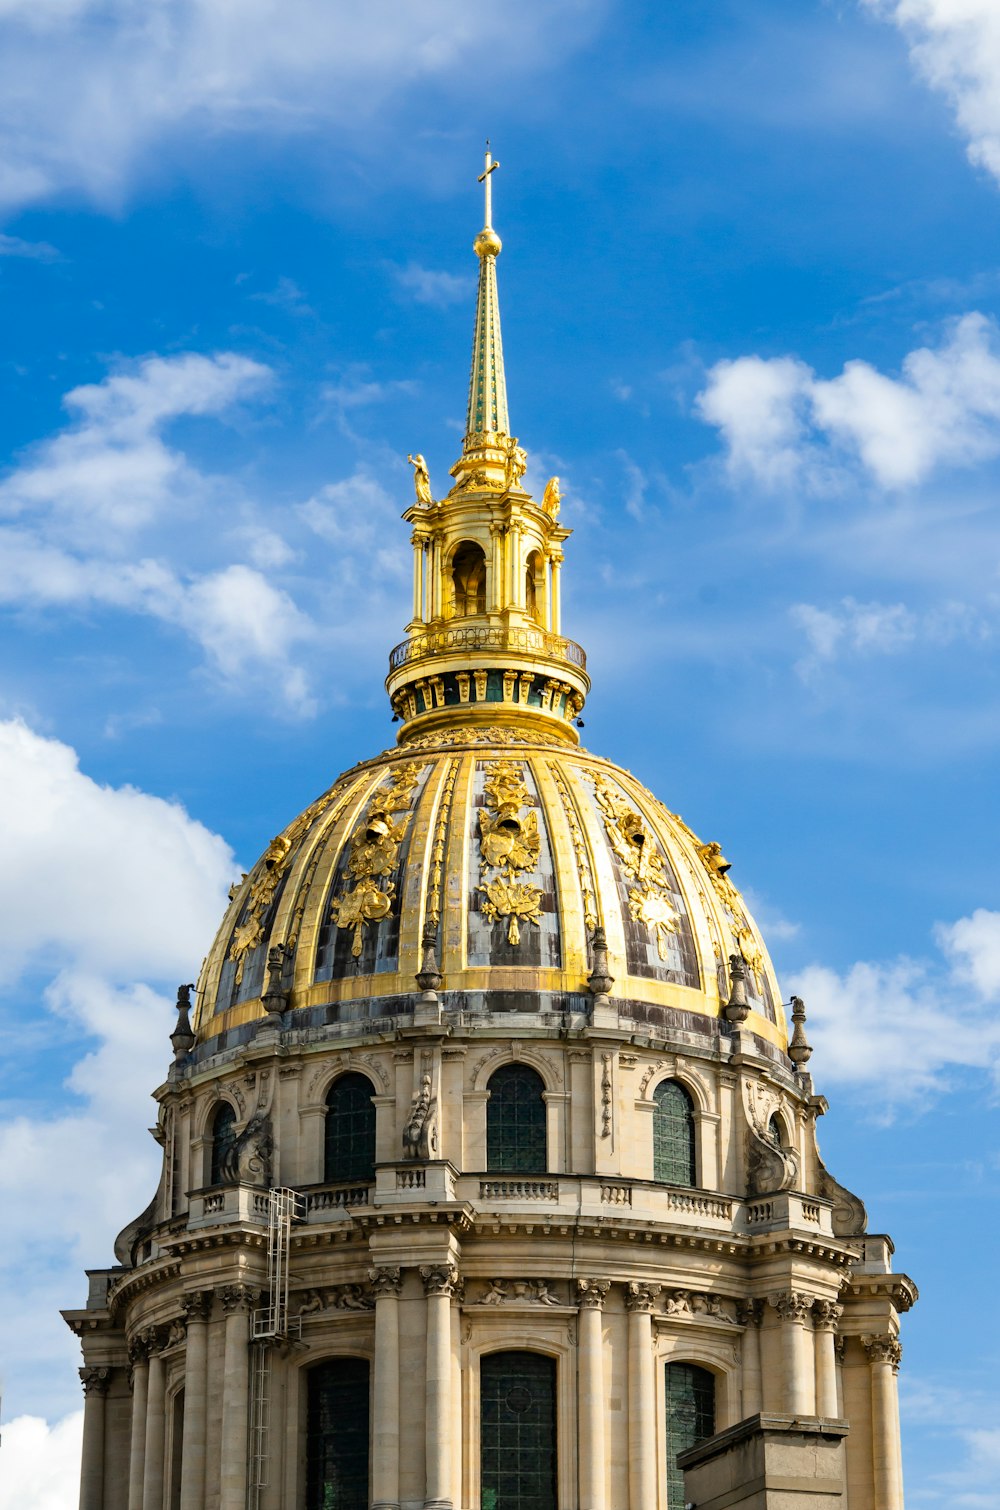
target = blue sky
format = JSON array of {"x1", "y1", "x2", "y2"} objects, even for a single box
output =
[{"x1": 1, "y1": 1, "x2": 1000, "y2": 1503}]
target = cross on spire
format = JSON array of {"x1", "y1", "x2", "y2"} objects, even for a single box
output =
[{"x1": 478, "y1": 142, "x2": 500, "y2": 229}]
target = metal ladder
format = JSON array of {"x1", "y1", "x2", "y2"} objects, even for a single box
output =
[{"x1": 247, "y1": 1187, "x2": 303, "y2": 1510}]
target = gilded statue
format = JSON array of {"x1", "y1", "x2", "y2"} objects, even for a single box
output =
[
  {"x1": 407, "y1": 453, "x2": 433, "y2": 505},
  {"x1": 542, "y1": 476, "x2": 561, "y2": 517},
  {"x1": 504, "y1": 436, "x2": 527, "y2": 489}
]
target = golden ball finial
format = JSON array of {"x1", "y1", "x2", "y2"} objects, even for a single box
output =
[{"x1": 474, "y1": 227, "x2": 502, "y2": 259}]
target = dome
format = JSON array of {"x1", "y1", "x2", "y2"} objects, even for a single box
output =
[{"x1": 194, "y1": 727, "x2": 785, "y2": 1052}]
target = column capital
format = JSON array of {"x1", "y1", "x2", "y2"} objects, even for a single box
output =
[
  {"x1": 624, "y1": 1281, "x2": 661, "y2": 1314},
  {"x1": 576, "y1": 1278, "x2": 611, "y2": 1310},
  {"x1": 420, "y1": 1262, "x2": 460, "y2": 1297},
  {"x1": 812, "y1": 1299, "x2": 844, "y2": 1332},
  {"x1": 219, "y1": 1283, "x2": 260, "y2": 1315},
  {"x1": 736, "y1": 1298, "x2": 765, "y2": 1329},
  {"x1": 181, "y1": 1288, "x2": 214, "y2": 1324},
  {"x1": 769, "y1": 1289, "x2": 812, "y2": 1325},
  {"x1": 80, "y1": 1365, "x2": 112, "y2": 1397},
  {"x1": 369, "y1": 1264, "x2": 403, "y2": 1298},
  {"x1": 128, "y1": 1331, "x2": 152, "y2": 1366},
  {"x1": 863, "y1": 1332, "x2": 903, "y2": 1371}
]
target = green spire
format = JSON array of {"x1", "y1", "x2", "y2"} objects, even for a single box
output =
[{"x1": 466, "y1": 145, "x2": 509, "y2": 440}]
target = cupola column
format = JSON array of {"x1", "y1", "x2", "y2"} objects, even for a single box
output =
[
  {"x1": 178, "y1": 1290, "x2": 213, "y2": 1510},
  {"x1": 411, "y1": 535, "x2": 425, "y2": 624},
  {"x1": 219, "y1": 1284, "x2": 258, "y2": 1510},
  {"x1": 625, "y1": 1282, "x2": 660, "y2": 1510},
  {"x1": 577, "y1": 1280, "x2": 610, "y2": 1510},
  {"x1": 371, "y1": 1266, "x2": 403, "y2": 1510},
  {"x1": 126, "y1": 1336, "x2": 150, "y2": 1510},
  {"x1": 422, "y1": 1262, "x2": 459, "y2": 1510},
  {"x1": 770, "y1": 1290, "x2": 814, "y2": 1415},
  {"x1": 864, "y1": 1335, "x2": 904, "y2": 1510},
  {"x1": 141, "y1": 1342, "x2": 166, "y2": 1510},
  {"x1": 550, "y1": 550, "x2": 563, "y2": 634},
  {"x1": 813, "y1": 1301, "x2": 843, "y2": 1418},
  {"x1": 737, "y1": 1299, "x2": 764, "y2": 1416},
  {"x1": 79, "y1": 1366, "x2": 111, "y2": 1510}
]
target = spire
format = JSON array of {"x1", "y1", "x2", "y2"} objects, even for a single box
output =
[{"x1": 466, "y1": 144, "x2": 509, "y2": 440}]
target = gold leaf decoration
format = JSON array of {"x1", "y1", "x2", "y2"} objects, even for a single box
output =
[
  {"x1": 479, "y1": 877, "x2": 543, "y2": 945},
  {"x1": 590, "y1": 773, "x2": 680, "y2": 962},
  {"x1": 477, "y1": 759, "x2": 543, "y2": 947},
  {"x1": 328, "y1": 763, "x2": 421, "y2": 959}
]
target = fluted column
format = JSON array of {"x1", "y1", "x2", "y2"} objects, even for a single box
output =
[
  {"x1": 577, "y1": 1280, "x2": 610, "y2": 1510},
  {"x1": 127, "y1": 1335, "x2": 151, "y2": 1510},
  {"x1": 79, "y1": 1366, "x2": 111, "y2": 1510},
  {"x1": 219, "y1": 1285, "x2": 259, "y2": 1510},
  {"x1": 813, "y1": 1301, "x2": 843, "y2": 1419},
  {"x1": 421, "y1": 1263, "x2": 459, "y2": 1510},
  {"x1": 179, "y1": 1290, "x2": 213, "y2": 1510},
  {"x1": 625, "y1": 1283, "x2": 660, "y2": 1510},
  {"x1": 371, "y1": 1266, "x2": 403, "y2": 1510},
  {"x1": 736, "y1": 1300, "x2": 764, "y2": 1417},
  {"x1": 142, "y1": 1341, "x2": 166, "y2": 1510},
  {"x1": 411, "y1": 535, "x2": 425, "y2": 623},
  {"x1": 770, "y1": 1291, "x2": 814, "y2": 1415},
  {"x1": 864, "y1": 1334, "x2": 904, "y2": 1510},
  {"x1": 550, "y1": 551, "x2": 563, "y2": 633}
]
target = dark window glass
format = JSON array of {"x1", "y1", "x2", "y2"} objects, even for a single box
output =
[
  {"x1": 480, "y1": 1351, "x2": 556, "y2": 1510},
  {"x1": 665, "y1": 1362, "x2": 715, "y2": 1510},
  {"x1": 653, "y1": 1080, "x2": 696, "y2": 1186},
  {"x1": 486, "y1": 1064, "x2": 547, "y2": 1173},
  {"x1": 210, "y1": 1102, "x2": 238, "y2": 1186},
  {"x1": 324, "y1": 1074, "x2": 376, "y2": 1183},
  {"x1": 306, "y1": 1357, "x2": 370, "y2": 1510},
  {"x1": 768, "y1": 1114, "x2": 784, "y2": 1148}
]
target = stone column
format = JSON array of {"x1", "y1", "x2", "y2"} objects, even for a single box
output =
[
  {"x1": 219, "y1": 1284, "x2": 259, "y2": 1510},
  {"x1": 142, "y1": 1339, "x2": 166, "y2": 1510},
  {"x1": 550, "y1": 551, "x2": 563, "y2": 634},
  {"x1": 813, "y1": 1301, "x2": 843, "y2": 1419},
  {"x1": 625, "y1": 1282, "x2": 660, "y2": 1510},
  {"x1": 577, "y1": 1280, "x2": 610, "y2": 1510},
  {"x1": 178, "y1": 1290, "x2": 213, "y2": 1510},
  {"x1": 770, "y1": 1291, "x2": 814, "y2": 1415},
  {"x1": 127, "y1": 1335, "x2": 151, "y2": 1510},
  {"x1": 411, "y1": 535, "x2": 425, "y2": 623},
  {"x1": 864, "y1": 1334, "x2": 904, "y2": 1510},
  {"x1": 371, "y1": 1266, "x2": 403, "y2": 1510},
  {"x1": 421, "y1": 1263, "x2": 459, "y2": 1510},
  {"x1": 736, "y1": 1300, "x2": 764, "y2": 1417},
  {"x1": 79, "y1": 1366, "x2": 111, "y2": 1510}
]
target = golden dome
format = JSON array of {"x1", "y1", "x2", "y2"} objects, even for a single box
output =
[{"x1": 193, "y1": 727, "x2": 785, "y2": 1051}]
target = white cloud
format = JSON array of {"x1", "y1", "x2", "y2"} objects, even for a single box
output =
[
  {"x1": 389, "y1": 262, "x2": 473, "y2": 308},
  {"x1": 0, "y1": 718, "x2": 234, "y2": 981},
  {"x1": 0, "y1": 231, "x2": 57, "y2": 259},
  {"x1": 0, "y1": 0, "x2": 602, "y2": 212},
  {"x1": 790, "y1": 595, "x2": 992, "y2": 679},
  {"x1": 0, "y1": 1413, "x2": 83, "y2": 1510},
  {"x1": 0, "y1": 351, "x2": 270, "y2": 541},
  {"x1": 697, "y1": 312, "x2": 1000, "y2": 489},
  {"x1": 790, "y1": 906, "x2": 1000, "y2": 1107},
  {"x1": 864, "y1": 1, "x2": 1000, "y2": 186},
  {"x1": 299, "y1": 469, "x2": 408, "y2": 581},
  {"x1": 0, "y1": 722, "x2": 236, "y2": 1419}
]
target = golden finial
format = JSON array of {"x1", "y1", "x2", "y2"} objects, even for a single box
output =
[{"x1": 474, "y1": 141, "x2": 502, "y2": 259}]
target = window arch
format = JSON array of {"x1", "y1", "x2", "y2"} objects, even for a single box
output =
[
  {"x1": 486, "y1": 1063, "x2": 547, "y2": 1173},
  {"x1": 525, "y1": 549, "x2": 544, "y2": 625},
  {"x1": 209, "y1": 1101, "x2": 238, "y2": 1186},
  {"x1": 452, "y1": 540, "x2": 486, "y2": 616},
  {"x1": 324, "y1": 1073, "x2": 376, "y2": 1184},
  {"x1": 306, "y1": 1357, "x2": 370, "y2": 1510},
  {"x1": 768, "y1": 1113, "x2": 786, "y2": 1148},
  {"x1": 480, "y1": 1351, "x2": 557, "y2": 1510},
  {"x1": 652, "y1": 1080, "x2": 696, "y2": 1186},
  {"x1": 665, "y1": 1362, "x2": 715, "y2": 1510}
]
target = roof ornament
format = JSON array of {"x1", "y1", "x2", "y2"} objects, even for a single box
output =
[
  {"x1": 407, "y1": 453, "x2": 433, "y2": 506},
  {"x1": 170, "y1": 983, "x2": 196, "y2": 1061},
  {"x1": 723, "y1": 953, "x2": 750, "y2": 1025},
  {"x1": 788, "y1": 994, "x2": 813, "y2": 1069}
]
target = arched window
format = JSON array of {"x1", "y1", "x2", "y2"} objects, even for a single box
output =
[
  {"x1": 653, "y1": 1080, "x2": 696, "y2": 1186},
  {"x1": 306, "y1": 1357, "x2": 370, "y2": 1510},
  {"x1": 324, "y1": 1073, "x2": 376, "y2": 1184},
  {"x1": 481, "y1": 1351, "x2": 557, "y2": 1510},
  {"x1": 486, "y1": 1063, "x2": 547, "y2": 1173},
  {"x1": 665, "y1": 1362, "x2": 715, "y2": 1510},
  {"x1": 209, "y1": 1102, "x2": 238, "y2": 1186},
  {"x1": 452, "y1": 541, "x2": 486, "y2": 616},
  {"x1": 768, "y1": 1113, "x2": 785, "y2": 1148}
]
